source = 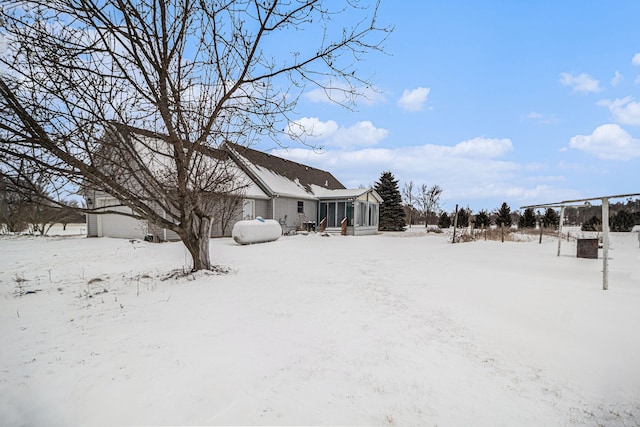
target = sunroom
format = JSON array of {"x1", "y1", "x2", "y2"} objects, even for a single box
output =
[{"x1": 317, "y1": 188, "x2": 382, "y2": 236}]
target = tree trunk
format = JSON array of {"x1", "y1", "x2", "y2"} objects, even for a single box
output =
[{"x1": 181, "y1": 214, "x2": 212, "y2": 272}]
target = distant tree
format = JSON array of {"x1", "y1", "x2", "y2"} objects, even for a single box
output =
[
  {"x1": 24, "y1": 200, "x2": 59, "y2": 236},
  {"x1": 59, "y1": 200, "x2": 85, "y2": 230},
  {"x1": 375, "y1": 171, "x2": 406, "y2": 231},
  {"x1": 0, "y1": 177, "x2": 27, "y2": 232},
  {"x1": 438, "y1": 211, "x2": 451, "y2": 228},
  {"x1": 510, "y1": 211, "x2": 521, "y2": 228},
  {"x1": 518, "y1": 208, "x2": 536, "y2": 229},
  {"x1": 456, "y1": 207, "x2": 470, "y2": 228},
  {"x1": 564, "y1": 206, "x2": 579, "y2": 226},
  {"x1": 0, "y1": 173, "x2": 71, "y2": 235},
  {"x1": 403, "y1": 204, "x2": 420, "y2": 226},
  {"x1": 418, "y1": 184, "x2": 443, "y2": 226},
  {"x1": 474, "y1": 210, "x2": 492, "y2": 228},
  {"x1": 402, "y1": 181, "x2": 417, "y2": 227},
  {"x1": 581, "y1": 216, "x2": 601, "y2": 232},
  {"x1": 542, "y1": 208, "x2": 560, "y2": 229},
  {"x1": 579, "y1": 203, "x2": 601, "y2": 226},
  {"x1": 495, "y1": 202, "x2": 512, "y2": 227},
  {"x1": 610, "y1": 209, "x2": 635, "y2": 232}
]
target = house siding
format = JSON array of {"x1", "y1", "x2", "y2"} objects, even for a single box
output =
[
  {"x1": 211, "y1": 208, "x2": 244, "y2": 238},
  {"x1": 255, "y1": 199, "x2": 271, "y2": 220},
  {"x1": 163, "y1": 228, "x2": 181, "y2": 241},
  {"x1": 274, "y1": 197, "x2": 317, "y2": 231}
]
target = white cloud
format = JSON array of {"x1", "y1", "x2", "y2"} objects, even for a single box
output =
[
  {"x1": 523, "y1": 112, "x2": 543, "y2": 120},
  {"x1": 635, "y1": 75, "x2": 640, "y2": 85},
  {"x1": 285, "y1": 117, "x2": 338, "y2": 139},
  {"x1": 599, "y1": 97, "x2": 640, "y2": 126},
  {"x1": 520, "y1": 111, "x2": 556, "y2": 124},
  {"x1": 632, "y1": 53, "x2": 640, "y2": 66},
  {"x1": 559, "y1": 72, "x2": 602, "y2": 93},
  {"x1": 285, "y1": 117, "x2": 388, "y2": 148},
  {"x1": 304, "y1": 84, "x2": 384, "y2": 106},
  {"x1": 271, "y1": 135, "x2": 528, "y2": 209},
  {"x1": 330, "y1": 121, "x2": 389, "y2": 147},
  {"x1": 273, "y1": 143, "x2": 517, "y2": 189},
  {"x1": 611, "y1": 70, "x2": 623, "y2": 87},
  {"x1": 397, "y1": 87, "x2": 431, "y2": 112},
  {"x1": 449, "y1": 137, "x2": 513, "y2": 158},
  {"x1": 569, "y1": 124, "x2": 640, "y2": 160}
]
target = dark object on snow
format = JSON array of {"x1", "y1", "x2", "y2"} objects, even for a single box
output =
[{"x1": 577, "y1": 238, "x2": 598, "y2": 259}]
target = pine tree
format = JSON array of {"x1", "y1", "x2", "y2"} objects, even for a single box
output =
[
  {"x1": 581, "y1": 215, "x2": 601, "y2": 231},
  {"x1": 495, "y1": 202, "x2": 512, "y2": 227},
  {"x1": 518, "y1": 208, "x2": 536, "y2": 229},
  {"x1": 456, "y1": 207, "x2": 470, "y2": 228},
  {"x1": 474, "y1": 210, "x2": 492, "y2": 228},
  {"x1": 374, "y1": 171, "x2": 406, "y2": 231},
  {"x1": 438, "y1": 211, "x2": 451, "y2": 228},
  {"x1": 542, "y1": 208, "x2": 559, "y2": 229},
  {"x1": 610, "y1": 209, "x2": 635, "y2": 232}
]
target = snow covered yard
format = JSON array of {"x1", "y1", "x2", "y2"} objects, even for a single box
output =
[{"x1": 1, "y1": 231, "x2": 639, "y2": 426}]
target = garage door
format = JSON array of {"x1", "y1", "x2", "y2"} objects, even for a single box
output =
[{"x1": 97, "y1": 201, "x2": 147, "y2": 239}]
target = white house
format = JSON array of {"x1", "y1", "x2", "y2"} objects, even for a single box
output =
[{"x1": 85, "y1": 128, "x2": 381, "y2": 239}]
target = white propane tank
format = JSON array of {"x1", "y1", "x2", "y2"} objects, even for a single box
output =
[{"x1": 232, "y1": 217, "x2": 282, "y2": 245}]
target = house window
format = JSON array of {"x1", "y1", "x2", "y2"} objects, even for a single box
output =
[
  {"x1": 242, "y1": 199, "x2": 255, "y2": 220},
  {"x1": 369, "y1": 203, "x2": 379, "y2": 227},
  {"x1": 319, "y1": 201, "x2": 352, "y2": 227},
  {"x1": 297, "y1": 201, "x2": 304, "y2": 213},
  {"x1": 356, "y1": 201, "x2": 378, "y2": 227}
]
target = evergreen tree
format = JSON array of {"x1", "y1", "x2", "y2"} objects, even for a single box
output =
[
  {"x1": 518, "y1": 208, "x2": 536, "y2": 229},
  {"x1": 474, "y1": 210, "x2": 492, "y2": 228},
  {"x1": 581, "y1": 215, "x2": 601, "y2": 231},
  {"x1": 610, "y1": 209, "x2": 635, "y2": 232},
  {"x1": 542, "y1": 208, "x2": 560, "y2": 229},
  {"x1": 456, "y1": 207, "x2": 470, "y2": 228},
  {"x1": 374, "y1": 171, "x2": 406, "y2": 231},
  {"x1": 495, "y1": 202, "x2": 512, "y2": 227},
  {"x1": 438, "y1": 211, "x2": 451, "y2": 228}
]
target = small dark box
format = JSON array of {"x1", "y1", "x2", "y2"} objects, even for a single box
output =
[{"x1": 577, "y1": 238, "x2": 599, "y2": 259}]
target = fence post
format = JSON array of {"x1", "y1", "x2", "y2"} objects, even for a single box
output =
[
  {"x1": 557, "y1": 205, "x2": 565, "y2": 257},
  {"x1": 452, "y1": 204, "x2": 459, "y2": 244},
  {"x1": 602, "y1": 198, "x2": 610, "y2": 290}
]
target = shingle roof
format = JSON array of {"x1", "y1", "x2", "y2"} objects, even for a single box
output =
[{"x1": 224, "y1": 142, "x2": 345, "y2": 198}]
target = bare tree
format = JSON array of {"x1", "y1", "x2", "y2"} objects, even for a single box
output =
[
  {"x1": 402, "y1": 181, "x2": 416, "y2": 227},
  {"x1": 0, "y1": 171, "x2": 80, "y2": 235},
  {"x1": 213, "y1": 193, "x2": 244, "y2": 237},
  {"x1": 418, "y1": 184, "x2": 442, "y2": 227},
  {"x1": 58, "y1": 200, "x2": 84, "y2": 230},
  {"x1": 0, "y1": 176, "x2": 28, "y2": 232},
  {"x1": 0, "y1": 0, "x2": 390, "y2": 271}
]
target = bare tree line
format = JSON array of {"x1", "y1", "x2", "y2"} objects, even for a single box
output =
[{"x1": 402, "y1": 181, "x2": 442, "y2": 226}]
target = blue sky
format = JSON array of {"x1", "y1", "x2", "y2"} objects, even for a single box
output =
[{"x1": 254, "y1": 1, "x2": 640, "y2": 212}]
